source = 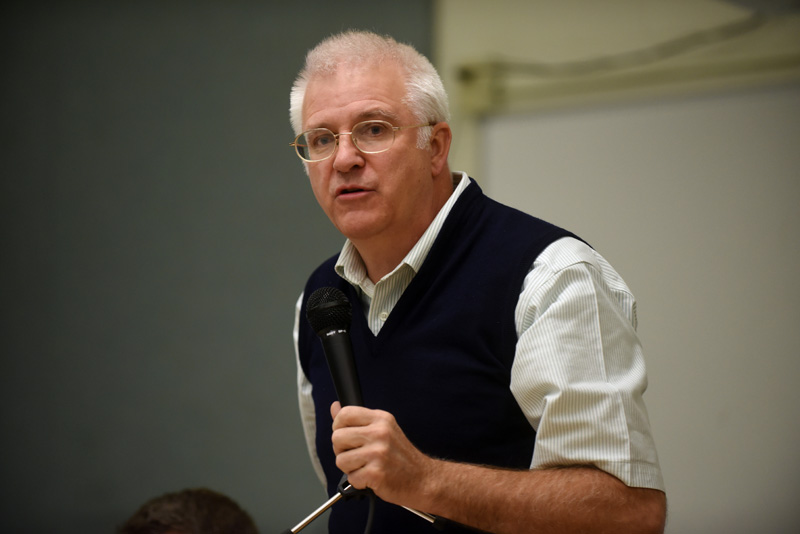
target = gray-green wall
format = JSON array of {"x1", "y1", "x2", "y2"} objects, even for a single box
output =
[{"x1": 1, "y1": 2, "x2": 432, "y2": 533}]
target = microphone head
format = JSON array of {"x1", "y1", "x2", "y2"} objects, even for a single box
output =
[{"x1": 306, "y1": 286, "x2": 352, "y2": 335}]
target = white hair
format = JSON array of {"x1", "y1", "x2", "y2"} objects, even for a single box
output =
[{"x1": 289, "y1": 30, "x2": 450, "y2": 149}]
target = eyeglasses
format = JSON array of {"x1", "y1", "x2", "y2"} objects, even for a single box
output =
[{"x1": 290, "y1": 120, "x2": 432, "y2": 162}]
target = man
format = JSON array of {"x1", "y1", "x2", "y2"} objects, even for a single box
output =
[{"x1": 290, "y1": 30, "x2": 666, "y2": 533}]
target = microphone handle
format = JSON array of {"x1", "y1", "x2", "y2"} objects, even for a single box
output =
[{"x1": 319, "y1": 329, "x2": 363, "y2": 407}]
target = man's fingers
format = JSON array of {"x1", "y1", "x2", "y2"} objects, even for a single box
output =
[{"x1": 330, "y1": 401, "x2": 342, "y2": 419}]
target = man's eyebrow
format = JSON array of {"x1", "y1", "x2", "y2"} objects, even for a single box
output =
[
  {"x1": 306, "y1": 109, "x2": 402, "y2": 131},
  {"x1": 356, "y1": 108, "x2": 401, "y2": 122}
]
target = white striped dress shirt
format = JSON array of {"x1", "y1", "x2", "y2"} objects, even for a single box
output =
[{"x1": 293, "y1": 172, "x2": 664, "y2": 491}]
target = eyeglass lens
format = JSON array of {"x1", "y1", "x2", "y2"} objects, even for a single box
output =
[{"x1": 296, "y1": 121, "x2": 395, "y2": 161}]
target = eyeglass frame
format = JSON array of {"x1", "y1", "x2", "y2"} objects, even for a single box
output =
[{"x1": 289, "y1": 120, "x2": 435, "y2": 162}]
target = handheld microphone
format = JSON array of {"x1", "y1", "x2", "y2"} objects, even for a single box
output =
[{"x1": 305, "y1": 286, "x2": 363, "y2": 407}]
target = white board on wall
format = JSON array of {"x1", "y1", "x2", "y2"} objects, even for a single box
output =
[{"x1": 481, "y1": 83, "x2": 800, "y2": 534}]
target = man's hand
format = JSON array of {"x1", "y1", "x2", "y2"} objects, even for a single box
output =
[{"x1": 330, "y1": 401, "x2": 434, "y2": 505}]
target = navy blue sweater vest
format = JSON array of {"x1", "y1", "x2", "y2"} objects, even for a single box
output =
[{"x1": 298, "y1": 179, "x2": 578, "y2": 533}]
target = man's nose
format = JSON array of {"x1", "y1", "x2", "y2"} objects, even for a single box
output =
[{"x1": 332, "y1": 133, "x2": 364, "y2": 172}]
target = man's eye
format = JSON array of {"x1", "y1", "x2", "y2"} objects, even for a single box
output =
[
  {"x1": 361, "y1": 122, "x2": 390, "y2": 137},
  {"x1": 311, "y1": 134, "x2": 334, "y2": 147}
]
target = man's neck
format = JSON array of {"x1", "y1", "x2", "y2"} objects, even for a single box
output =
[
  {"x1": 353, "y1": 233, "x2": 422, "y2": 283},
  {"x1": 354, "y1": 170, "x2": 456, "y2": 283}
]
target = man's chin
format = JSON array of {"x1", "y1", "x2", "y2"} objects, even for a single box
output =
[{"x1": 334, "y1": 217, "x2": 385, "y2": 242}]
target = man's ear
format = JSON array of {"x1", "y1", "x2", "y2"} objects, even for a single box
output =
[{"x1": 429, "y1": 122, "x2": 452, "y2": 176}]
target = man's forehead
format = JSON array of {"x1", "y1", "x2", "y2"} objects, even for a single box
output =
[{"x1": 302, "y1": 65, "x2": 408, "y2": 128}]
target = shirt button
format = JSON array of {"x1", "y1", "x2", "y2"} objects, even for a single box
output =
[{"x1": 379, "y1": 311, "x2": 389, "y2": 321}]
